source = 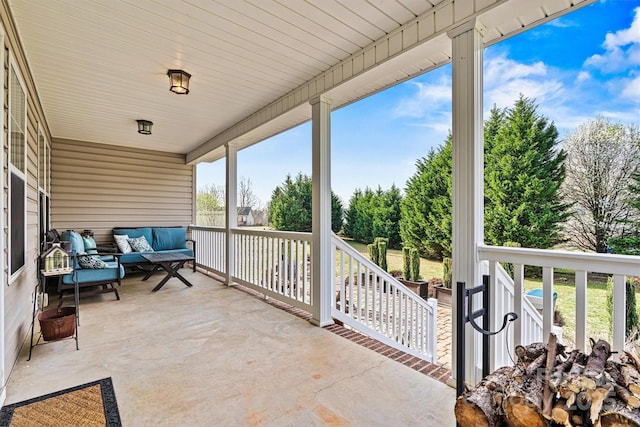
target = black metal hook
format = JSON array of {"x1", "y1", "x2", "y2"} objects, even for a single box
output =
[
  {"x1": 456, "y1": 275, "x2": 519, "y2": 399},
  {"x1": 467, "y1": 309, "x2": 518, "y2": 336}
]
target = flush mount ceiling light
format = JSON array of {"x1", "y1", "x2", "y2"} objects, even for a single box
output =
[
  {"x1": 167, "y1": 69, "x2": 191, "y2": 94},
  {"x1": 136, "y1": 119, "x2": 153, "y2": 135}
]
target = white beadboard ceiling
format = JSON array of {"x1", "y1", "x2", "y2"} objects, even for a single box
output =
[{"x1": 8, "y1": 0, "x2": 594, "y2": 163}]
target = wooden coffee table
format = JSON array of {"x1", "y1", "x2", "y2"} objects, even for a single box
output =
[{"x1": 141, "y1": 253, "x2": 195, "y2": 292}]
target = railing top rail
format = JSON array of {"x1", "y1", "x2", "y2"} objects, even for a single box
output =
[
  {"x1": 190, "y1": 225, "x2": 312, "y2": 241},
  {"x1": 232, "y1": 228, "x2": 312, "y2": 241},
  {"x1": 478, "y1": 244, "x2": 640, "y2": 276},
  {"x1": 190, "y1": 225, "x2": 225, "y2": 232}
]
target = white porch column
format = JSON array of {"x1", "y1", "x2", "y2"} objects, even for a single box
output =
[
  {"x1": 225, "y1": 143, "x2": 238, "y2": 286},
  {"x1": 310, "y1": 95, "x2": 334, "y2": 327},
  {"x1": 449, "y1": 19, "x2": 485, "y2": 386}
]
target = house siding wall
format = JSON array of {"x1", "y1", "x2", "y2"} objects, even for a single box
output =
[
  {"x1": 51, "y1": 138, "x2": 195, "y2": 245},
  {"x1": 1, "y1": 2, "x2": 54, "y2": 384}
]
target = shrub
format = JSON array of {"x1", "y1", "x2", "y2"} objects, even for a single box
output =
[
  {"x1": 443, "y1": 257, "x2": 452, "y2": 288},
  {"x1": 410, "y1": 248, "x2": 421, "y2": 281},
  {"x1": 402, "y1": 247, "x2": 411, "y2": 280},
  {"x1": 368, "y1": 243, "x2": 379, "y2": 266},
  {"x1": 376, "y1": 238, "x2": 388, "y2": 272},
  {"x1": 606, "y1": 276, "x2": 640, "y2": 339}
]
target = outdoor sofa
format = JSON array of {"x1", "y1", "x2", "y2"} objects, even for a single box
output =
[{"x1": 111, "y1": 226, "x2": 196, "y2": 271}]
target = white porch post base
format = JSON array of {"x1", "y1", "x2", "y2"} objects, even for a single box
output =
[
  {"x1": 449, "y1": 18, "x2": 485, "y2": 386},
  {"x1": 225, "y1": 143, "x2": 238, "y2": 286},
  {"x1": 310, "y1": 95, "x2": 334, "y2": 327}
]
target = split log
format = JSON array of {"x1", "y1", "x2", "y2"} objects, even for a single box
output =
[
  {"x1": 571, "y1": 413, "x2": 584, "y2": 426},
  {"x1": 551, "y1": 349, "x2": 580, "y2": 392},
  {"x1": 457, "y1": 336, "x2": 640, "y2": 427},
  {"x1": 515, "y1": 340, "x2": 565, "y2": 365},
  {"x1": 551, "y1": 398, "x2": 573, "y2": 427},
  {"x1": 542, "y1": 333, "x2": 559, "y2": 419},
  {"x1": 607, "y1": 361, "x2": 626, "y2": 386},
  {"x1": 525, "y1": 352, "x2": 548, "y2": 378},
  {"x1": 584, "y1": 338, "x2": 612, "y2": 378},
  {"x1": 455, "y1": 365, "x2": 514, "y2": 427},
  {"x1": 503, "y1": 365, "x2": 546, "y2": 427},
  {"x1": 587, "y1": 387, "x2": 611, "y2": 425},
  {"x1": 515, "y1": 342, "x2": 547, "y2": 363},
  {"x1": 560, "y1": 353, "x2": 589, "y2": 408},
  {"x1": 613, "y1": 384, "x2": 640, "y2": 409},
  {"x1": 626, "y1": 347, "x2": 640, "y2": 371},
  {"x1": 620, "y1": 354, "x2": 640, "y2": 396},
  {"x1": 600, "y1": 400, "x2": 640, "y2": 426}
]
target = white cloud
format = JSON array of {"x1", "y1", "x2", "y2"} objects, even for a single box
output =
[
  {"x1": 585, "y1": 7, "x2": 640, "y2": 72},
  {"x1": 484, "y1": 55, "x2": 547, "y2": 85},
  {"x1": 621, "y1": 75, "x2": 640, "y2": 101},
  {"x1": 393, "y1": 77, "x2": 451, "y2": 119},
  {"x1": 483, "y1": 53, "x2": 565, "y2": 112},
  {"x1": 576, "y1": 71, "x2": 591, "y2": 84}
]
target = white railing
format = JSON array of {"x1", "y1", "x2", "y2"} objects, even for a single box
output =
[
  {"x1": 191, "y1": 226, "x2": 438, "y2": 362},
  {"x1": 191, "y1": 226, "x2": 312, "y2": 311},
  {"x1": 332, "y1": 235, "x2": 438, "y2": 363},
  {"x1": 479, "y1": 244, "x2": 640, "y2": 359},
  {"x1": 232, "y1": 228, "x2": 312, "y2": 312},
  {"x1": 482, "y1": 261, "x2": 542, "y2": 371},
  {"x1": 191, "y1": 226, "x2": 226, "y2": 276}
]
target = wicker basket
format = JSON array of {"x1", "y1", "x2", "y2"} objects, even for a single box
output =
[{"x1": 38, "y1": 307, "x2": 76, "y2": 341}]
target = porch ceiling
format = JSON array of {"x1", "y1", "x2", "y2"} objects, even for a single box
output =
[{"x1": 8, "y1": 0, "x2": 593, "y2": 161}]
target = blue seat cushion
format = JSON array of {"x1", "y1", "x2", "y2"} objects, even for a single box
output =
[
  {"x1": 119, "y1": 248, "x2": 193, "y2": 265},
  {"x1": 152, "y1": 227, "x2": 187, "y2": 251},
  {"x1": 62, "y1": 261, "x2": 125, "y2": 285}
]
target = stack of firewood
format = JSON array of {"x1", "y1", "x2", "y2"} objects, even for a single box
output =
[{"x1": 455, "y1": 334, "x2": 640, "y2": 426}]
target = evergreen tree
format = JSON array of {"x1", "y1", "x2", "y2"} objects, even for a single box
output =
[
  {"x1": 610, "y1": 168, "x2": 640, "y2": 255},
  {"x1": 484, "y1": 95, "x2": 570, "y2": 248},
  {"x1": 606, "y1": 277, "x2": 640, "y2": 339},
  {"x1": 400, "y1": 135, "x2": 452, "y2": 259},
  {"x1": 268, "y1": 173, "x2": 343, "y2": 232},
  {"x1": 343, "y1": 185, "x2": 403, "y2": 248}
]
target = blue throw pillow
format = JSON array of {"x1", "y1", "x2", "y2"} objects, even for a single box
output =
[
  {"x1": 61, "y1": 230, "x2": 85, "y2": 254},
  {"x1": 83, "y1": 236, "x2": 98, "y2": 255},
  {"x1": 152, "y1": 227, "x2": 187, "y2": 251}
]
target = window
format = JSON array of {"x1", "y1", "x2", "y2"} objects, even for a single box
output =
[
  {"x1": 9, "y1": 60, "x2": 26, "y2": 280},
  {"x1": 38, "y1": 125, "x2": 50, "y2": 252}
]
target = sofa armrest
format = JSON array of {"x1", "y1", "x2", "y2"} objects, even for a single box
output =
[{"x1": 187, "y1": 239, "x2": 196, "y2": 272}]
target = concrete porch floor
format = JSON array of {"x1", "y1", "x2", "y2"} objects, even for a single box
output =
[{"x1": 5, "y1": 269, "x2": 456, "y2": 426}]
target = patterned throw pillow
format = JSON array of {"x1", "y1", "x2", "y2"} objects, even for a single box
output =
[
  {"x1": 78, "y1": 255, "x2": 108, "y2": 269},
  {"x1": 113, "y1": 234, "x2": 132, "y2": 254},
  {"x1": 128, "y1": 236, "x2": 154, "y2": 252}
]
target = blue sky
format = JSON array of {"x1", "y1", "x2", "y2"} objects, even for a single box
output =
[{"x1": 197, "y1": 0, "x2": 640, "y2": 207}]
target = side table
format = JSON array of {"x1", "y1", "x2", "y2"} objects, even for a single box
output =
[{"x1": 28, "y1": 259, "x2": 79, "y2": 360}]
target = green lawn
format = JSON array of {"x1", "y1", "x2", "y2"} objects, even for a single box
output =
[
  {"x1": 342, "y1": 239, "x2": 638, "y2": 348},
  {"x1": 342, "y1": 239, "x2": 442, "y2": 281}
]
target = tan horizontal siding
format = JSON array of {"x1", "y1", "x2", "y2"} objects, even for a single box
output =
[
  {"x1": 1, "y1": 1, "x2": 49, "y2": 374},
  {"x1": 51, "y1": 139, "x2": 195, "y2": 245}
]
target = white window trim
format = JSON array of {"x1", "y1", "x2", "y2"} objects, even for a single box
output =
[
  {"x1": 8, "y1": 54, "x2": 27, "y2": 283},
  {"x1": 37, "y1": 123, "x2": 49, "y2": 195}
]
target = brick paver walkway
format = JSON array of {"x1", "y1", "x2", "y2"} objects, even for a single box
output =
[{"x1": 436, "y1": 302, "x2": 452, "y2": 370}]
